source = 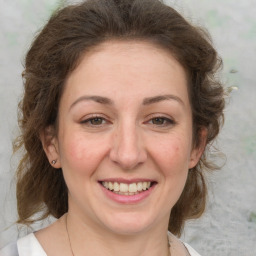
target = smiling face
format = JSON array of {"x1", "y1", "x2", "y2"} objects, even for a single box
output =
[{"x1": 43, "y1": 41, "x2": 204, "y2": 235}]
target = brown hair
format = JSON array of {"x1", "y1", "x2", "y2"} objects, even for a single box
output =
[{"x1": 14, "y1": 0, "x2": 225, "y2": 236}]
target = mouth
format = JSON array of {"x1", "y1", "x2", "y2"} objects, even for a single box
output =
[{"x1": 99, "y1": 180, "x2": 157, "y2": 196}]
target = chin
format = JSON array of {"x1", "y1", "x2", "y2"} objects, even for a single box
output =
[{"x1": 100, "y1": 211, "x2": 157, "y2": 235}]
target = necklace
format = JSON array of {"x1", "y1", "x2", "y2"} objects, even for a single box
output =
[
  {"x1": 65, "y1": 214, "x2": 75, "y2": 256},
  {"x1": 65, "y1": 214, "x2": 171, "y2": 256}
]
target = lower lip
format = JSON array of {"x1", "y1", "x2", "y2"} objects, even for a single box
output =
[{"x1": 99, "y1": 183, "x2": 156, "y2": 204}]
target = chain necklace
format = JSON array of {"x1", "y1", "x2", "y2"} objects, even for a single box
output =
[
  {"x1": 65, "y1": 214, "x2": 171, "y2": 256},
  {"x1": 66, "y1": 214, "x2": 75, "y2": 256}
]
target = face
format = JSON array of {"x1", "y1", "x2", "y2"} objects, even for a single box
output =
[{"x1": 43, "y1": 41, "x2": 204, "y2": 235}]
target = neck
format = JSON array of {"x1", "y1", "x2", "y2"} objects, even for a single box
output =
[{"x1": 64, "y1": 212, "x2": 171, "y2": 256}]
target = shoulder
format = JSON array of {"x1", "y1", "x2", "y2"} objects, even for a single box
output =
[{"x1": 0, "y1": 233, "x2": 47, "y2": 256}]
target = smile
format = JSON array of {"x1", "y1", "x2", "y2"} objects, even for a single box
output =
[{"x1": 100, "y1": 181, "x2": 156, "y2": 195}]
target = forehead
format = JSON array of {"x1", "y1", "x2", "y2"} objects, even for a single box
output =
[
  {"x1": 76, "y1": 40, "x2": 185, "y2": 75},
  {"x1": 62, "y1": 40, "x2": 189, "y2": 107}
]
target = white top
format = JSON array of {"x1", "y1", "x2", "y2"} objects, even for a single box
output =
[{"x1": 0, "y1": 233, "x2": 201, "y2": 256}]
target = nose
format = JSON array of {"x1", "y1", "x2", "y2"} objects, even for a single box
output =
[{"x1": 109, "y1": 122, "x2": 147, "y2": 170}]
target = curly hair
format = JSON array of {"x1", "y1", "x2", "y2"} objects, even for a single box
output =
[{"x1": 14, "y1": 0, "x2": 225, "y2": 236}]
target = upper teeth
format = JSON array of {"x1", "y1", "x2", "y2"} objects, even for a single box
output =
[{"x1": 102, "y1": 181, "x2": 151, "y2": 193}]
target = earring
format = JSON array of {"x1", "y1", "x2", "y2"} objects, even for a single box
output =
[{"x1": 51, "y1": 160, "x2": 57, "y2": 165}]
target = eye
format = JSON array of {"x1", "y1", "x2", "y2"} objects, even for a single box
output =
[
  {"x1": 151, "y1": 117, "x2": 168, "y2": 125},
  {"x1": 88, "y1": 117, "x2": 104, "y2": 125},
  {"x1": 81, "y1": 116, "x2": 107, "y2": 126},
  {"x1": 147, "y1": 116, "x2": 175, "y2": 127}
]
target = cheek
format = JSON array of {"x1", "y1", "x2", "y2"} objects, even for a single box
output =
[
  {"x1": 155, "y1": 138, "x2": 191, "y2": 170},
  {"x1": 153, "y1": 137, "x2": 191, "y2": 202},
  {"x1": 59, "y1": 132, "x2": 107, "y2": 175}
]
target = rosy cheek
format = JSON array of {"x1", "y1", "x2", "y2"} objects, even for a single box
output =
[
  {"x1": 59, "y1": 136, "x2": 89, "y2": 169},
  {"x1": 156, "y1": 141, "x2": 189, "y2": 176},
  {"x1": 61, "y1": 133, "x2": 107, "y2": 175},
  {"x1": 69, "y1": 138, "x2": 89, "y2": 160}
]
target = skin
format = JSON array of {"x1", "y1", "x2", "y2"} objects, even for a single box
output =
[{"x1": 39, "y1": 41, "x2": 205, "y2": 256}]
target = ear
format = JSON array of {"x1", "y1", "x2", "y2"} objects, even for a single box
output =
[
  {"x1": 189, "y1": 127, "x2": 208, "y2": 169},
  {"x1": 40, "y1": 126, "x2": 61, "y2": 169}
]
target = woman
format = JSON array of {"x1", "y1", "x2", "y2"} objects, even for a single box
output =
[{"x1": 1, "y1": 0, "x2": 225, "y2": 255}]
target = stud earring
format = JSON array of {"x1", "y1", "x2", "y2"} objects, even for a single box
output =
[{"x1": 51, "y1": 160, "x2": 57, "y2": 165}]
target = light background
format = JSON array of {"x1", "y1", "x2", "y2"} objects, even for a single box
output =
[{"x1": 0, "y1": 0, "x2": 255, "y2": 255}]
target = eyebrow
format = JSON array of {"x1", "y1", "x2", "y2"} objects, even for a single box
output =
[
  {"x1": 69, "y1": 94, "x2": 184, "y2": 110},
  {"x1": 69, "y1": 95, "x2": 114, "y2": 110},
  {"x1": 142, "y1": 94, "x2": 184, "y2": 106}
]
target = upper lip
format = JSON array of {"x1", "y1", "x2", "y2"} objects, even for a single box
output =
[{"x1": 98, "y1": 178, "x2": 157, "y2": 184}]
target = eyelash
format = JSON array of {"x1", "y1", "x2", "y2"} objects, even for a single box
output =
[
  {"x1": 80, "y1": 114, "x2": 176, "y2": 128},
  {"x1": 146, "y1": 116, "x2": 175, "y2": 127},
  {"x1": 80, "y1": 114, "x2": 108, "y2": 126}
]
